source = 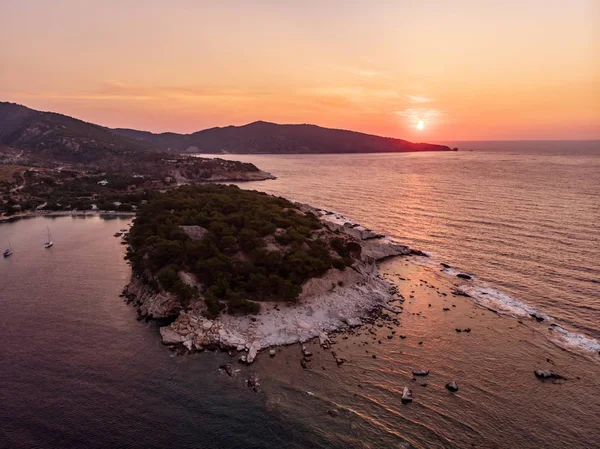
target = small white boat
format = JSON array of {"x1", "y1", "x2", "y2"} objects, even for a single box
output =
[
  {"x1": 3, "y1": 241, "x2": 12, "y2": 257},
  {"x1": 44, "y1": 225, "x2": 54, "y2": 249}
]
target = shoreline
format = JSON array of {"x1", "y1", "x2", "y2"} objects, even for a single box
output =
[
  {"x1": 125, "y1": 202, "x2": 600, "y2": 364},
  {"x1": 0, "y1": 210, "x2": 136, "y2": 223},
  {"x1": 4, "y1": 200, "x2": 598, "y2": 359},
  {"x1": 125, "y1": 205, "x2": 423, "y2": 363},
  {"x1": 243, "y1": 259, "x2": 600, "y2": 448}
]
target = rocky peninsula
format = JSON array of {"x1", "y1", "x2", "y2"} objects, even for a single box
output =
[{"x1": 123, "y1": 185, "x2": 422, "y2": 363}]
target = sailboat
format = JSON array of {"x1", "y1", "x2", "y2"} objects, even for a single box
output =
[
  {"x1": 3, "y1": 240, "x2": 12, "y2": 257},
  {"x1": 44, "y1": 226, "x2": 54, "y2": 248}
]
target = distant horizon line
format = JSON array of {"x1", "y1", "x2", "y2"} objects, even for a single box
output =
[{"x1": 3, "y1": 100, "x2": 599, "y2": 143}]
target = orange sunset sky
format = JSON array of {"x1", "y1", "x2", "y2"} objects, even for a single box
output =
[{"x1": 1, "y1": 0, "x2": 599, "y2": 141}]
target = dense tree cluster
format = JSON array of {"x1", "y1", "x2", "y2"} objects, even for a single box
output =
[{"x1": 127, "y1": 184, "x2": 360, "y2": 317}]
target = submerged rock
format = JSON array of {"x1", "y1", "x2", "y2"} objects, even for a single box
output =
[
  {"x1": 412, "y1": 369, "x2": 429, "y2": 376},
  {"x1": 401, "y1": 387, "x2": 413, "y2": 403},
  {"x1": 247, "y1": 374, "x2": 260, "y2": 392},
  {"x1": 456, "y1": 273, "x2": 472, "y2": 280},
  {"x1": 327, "y1": 409, "x2": 340, "y2": 417},
  {"x1": 446, "y1": 381, "x2": 459, "y2": 392},
  {"x1": 220, "y1": 363, "x2": 234, "y2": 377}
]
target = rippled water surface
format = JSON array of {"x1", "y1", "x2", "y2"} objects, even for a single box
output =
[
  {"x1": 1, "y1": 143, "x2": 599, "y2": 448},
  {"x1": 224, "y1": 144, "x2": 600, "y2": 341}
]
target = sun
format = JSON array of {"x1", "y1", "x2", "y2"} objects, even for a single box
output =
[{"x1": 416, "y1": 120, "x2": 425, "y2": 130}]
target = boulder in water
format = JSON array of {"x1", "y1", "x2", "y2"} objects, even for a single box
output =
[
  {"x1": 247, "y1": 374, "x2": 260, "y2": 392},
  {"x1": 534, "y1": 370, "x2": 565, "y2": 380},
  {"x1": 401, "y1": 387, "x2": 413, "y2": 403},
  {"x1": 246, "y1": 341, "x2": 260, "y2": 364},
  {"x1": 456, "y1": 273, "x2": 472, "y2": 280},
  {"x1": 446, "y1": 381, "x2": 459, "y2": 392},
  {"x1": 412, "y1": 369, "x2": 429, "y2": 376},
  {"x1": 220, "y1": 363, "x2": 234, "y2": 377}
]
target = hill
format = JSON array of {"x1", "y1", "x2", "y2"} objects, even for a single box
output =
[
  {"x1": 1, "y1": 102, "x2": 451, "y2": 159},
  {"x1": 114, "y1": 120, "x2": 452, "y2": 154},
  {"x1": 0, "y1": 102, "x2": 156, "y2": 164}
]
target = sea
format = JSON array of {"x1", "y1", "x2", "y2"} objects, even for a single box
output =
[{"x1": 1, "y1": 141, "x2": 599, "y2": 448}]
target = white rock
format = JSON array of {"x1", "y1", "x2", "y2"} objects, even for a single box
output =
[
  {"x1": 247, "y1": 340, "x2": 261, "y2": 364},
  {"x1": 319, "y1": 332, "x2": 331, "y2": 348},
  {"x1": 183, "y1": 340, "x2": 193, "y2": 351},
  {"x1": 343, "y1": 317, "x2": 362, "y2": 327},
  {"x1": 402, "y1": 387, "x2": 413, "y2": 403},
  {"x1": 297, "y1": 319, "x2": 312, "y2": 330},
  {"x1": 159, "y1": 327, "x2": 186, "y2": 344}
]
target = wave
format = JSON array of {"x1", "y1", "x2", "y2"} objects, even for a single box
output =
[
  {"x1": 456, "y1": 284, "x2": 548, "y2": 320},
  {"x1": 306, "y1": 205, "x2": 600, "y2": 357},
  {"x1": 411, "y1": 255, "x2": 600, "y2": 356},
  {"x1": 546, "y1": 325, "x2": 600, "y2": 354},
  {"x1": 451, "y1": 276, "x2": 600, "y2": 355}
]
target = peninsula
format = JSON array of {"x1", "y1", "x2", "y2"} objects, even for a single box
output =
[
  {"x1": 123, "y1": 184, "x2": 421, "y2": 363},
  {"x1": 0, "y1": 102, "x2": 274, "y2": 216}
]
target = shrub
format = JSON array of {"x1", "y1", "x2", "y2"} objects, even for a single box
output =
[{"x1": 127, "y1": 184, "x2": 360, "y2": 317}]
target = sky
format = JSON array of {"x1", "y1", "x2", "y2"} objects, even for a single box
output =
[{"x1": 1, "y1": 0, "x2": 599, "y2": 140}]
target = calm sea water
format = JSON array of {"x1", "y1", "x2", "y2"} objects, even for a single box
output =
[
  {"x1": 1, "y1": 143, "x2": 599, "y2": 448},
  {"x1": 0, "y1": 216, "x2": 326, "y2": 449}
]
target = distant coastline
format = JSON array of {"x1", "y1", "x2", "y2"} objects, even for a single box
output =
[{"x1": 0, "y1": 210, "x2": 136, "y2": 224}]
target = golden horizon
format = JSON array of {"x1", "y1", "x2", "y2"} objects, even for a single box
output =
[{"x1": 1, "y1": 0, "x2": 598, "y2": 140}]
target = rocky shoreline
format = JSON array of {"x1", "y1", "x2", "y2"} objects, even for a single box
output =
[{"x1": 123, "y1": 205, "x2": 424, "y2": 364}]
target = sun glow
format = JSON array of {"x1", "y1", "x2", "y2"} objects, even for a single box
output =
[{"x1": 416, "y1": 120, "x2": 425, "y2": 130}]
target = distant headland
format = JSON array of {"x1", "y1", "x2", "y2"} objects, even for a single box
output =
[{"x1": 0, "y1": 102, "x2": 452, "y2": 160}]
